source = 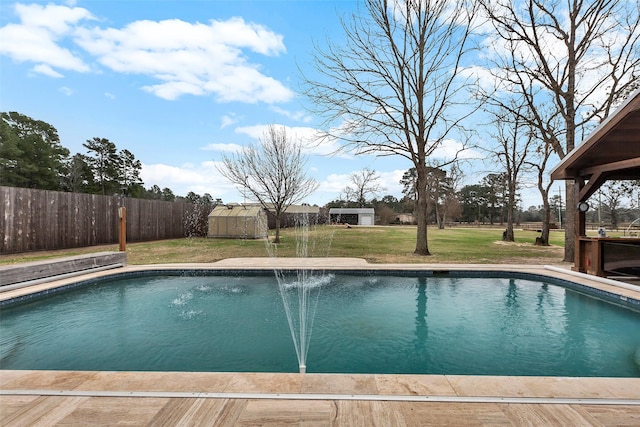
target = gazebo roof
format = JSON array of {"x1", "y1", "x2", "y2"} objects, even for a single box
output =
[{"x1": 551, "y1": 87, "x2": 640, "y2": 201}]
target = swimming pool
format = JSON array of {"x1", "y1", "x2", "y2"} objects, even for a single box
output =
[{"x1": 2, "y1": 270, "x2": 639, "y2": 377}]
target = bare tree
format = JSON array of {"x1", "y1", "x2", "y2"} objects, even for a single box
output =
[
  {"x1": 217, "y1": 125, "x2": 318, "y2": 243},
  {"x1": 473, "y1": 38, "x2": 565, "y2": 244},
  {"x1": 527, "y1": 135, "x2": 556, "y2": 245},
  {"x1": 484, "y1": 101, "x2": 535, "y2": 241},
  {"x1": 478, "y1": 0, "x2": 640, "y2": 261},
  {"x1": 343, "y1": 167, "x2": 385, "y2": 207},
  {"x1": 437, "y1": 163, "x2": 463, "y2": 229},
  {"x1": 597, "y1": 181, "x2": 634, "y2": 230},
  {"x1": 304, "y1": 0, "x2": 478, "y2": 255}
]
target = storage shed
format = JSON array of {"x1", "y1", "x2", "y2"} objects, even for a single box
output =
[
  {"x1": 329, "y1": 208, "x2": 375, "y2": 226},
  {"x1": 263, "y1": 204, "x2": 321, "y2": 229},
  {"x1": 208, "y1": 204, "x2": 267, "y2": 239}
]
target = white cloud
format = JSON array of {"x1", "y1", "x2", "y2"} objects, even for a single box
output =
[
  {"x1": 318, "y1": 173, "x2": 350, "y2": 195},
  {"x1": 0, "y1": 4, "x2": 293, "y2": 104},
  {"x1": 141, "y1": 81, "x2": 204, "y2": 101},
  {"x1": 235, "y1": 124, "x2": 312, "y2": 141},
  {"x1": 141, "y1": 161, "x2": 240, "y2": 200},
  {"x1": 201, "y1": 143, "x2": 245, "y2": 153},
  {"x1": 15, "y1": 3, "x2": 92, "y2": 34},
  {"x1": 59, "y1": 86, "x2": 74, "y2": 96},
  {"x1": 234, "y1": 123, "x2": 349, "y2": 158},
  {"x1": 221, "y1": 113, "x2": 240, "y2": 129},
  {"x1": 0, "y1": 25, "x2": 88, "y2": 71},
  {"x1": 104, "y1": 92, "x2": 115, "y2": 99},
  {"x1": 317, "y1": 168, "x2": 405, "y2": 200},
  {"x1": 0, "y1": 4, "x2": 92, "y2": 72},
  {"x1": 234, "y1": 124, "x2": 270, "y2": 140},
  {"x1": 32, "y1": 64, "x2": 63, "y2": 78},
  {"x1": 269, "y1": 105, "x2": 313, "y2": 123},
  {"x1": 458, "y1": 65, "x2": 498, "y2": 93},
  {"x1": 74, "y1": 17, "x2": 293, "y2": 102},
  {"x1": 431, "y1": 139, "x2": 482, "y2": 161},
  {"x1": 378, "y1": 169, "x2": 405, "y2": 196}
]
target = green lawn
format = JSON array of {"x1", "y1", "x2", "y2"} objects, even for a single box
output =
[{"x1": 0, "y1": 226, "x2": 567, "y2": 265}]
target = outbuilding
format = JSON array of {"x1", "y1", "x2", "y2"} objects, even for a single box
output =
[
  {"x1": 329, "y1": 208, "x2": 375, "y2": 226},
  {"x1": 264, "y1": 204, "x2": 321, "y2": 229},
  {"x1": 207, "y1": 204, "x2": 267, "y2": 239}
]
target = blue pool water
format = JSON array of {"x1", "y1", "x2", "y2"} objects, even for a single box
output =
[{"x1": 1, "y1": 272, "x2": 639, "y2": 376}]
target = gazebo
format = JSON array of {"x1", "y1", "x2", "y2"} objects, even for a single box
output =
[{"x1": 551, "y1": 87, "x2": 640, "y2": 277}]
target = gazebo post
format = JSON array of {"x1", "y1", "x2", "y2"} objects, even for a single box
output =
[{"x1": 574, "y1": 178, "x2": 587, "y2": 272}]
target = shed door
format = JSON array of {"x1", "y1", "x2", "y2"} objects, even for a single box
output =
[{"x1": 360, "y1": 215, "x2": 373, "y2": 226}]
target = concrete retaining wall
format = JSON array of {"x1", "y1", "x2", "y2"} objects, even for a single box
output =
[{"x1": 0, "y1": 251, "x2": 127, "y2": 287}]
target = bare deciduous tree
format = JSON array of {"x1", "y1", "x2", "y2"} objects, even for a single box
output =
[
  {"x1": 343, "y1": 167, "x2": 385, "y2": 207},
  {"x1": 304, "y1": 0, "x2": 478, "y2": 255},
  {"x1": 437, "y1": 163, "x2": 463, "y2": 229},
  {"x1": 217, "y1": 125, "x2": 318, "y2": 243},
  {"x1": 484, "y1": 101, "x2": 535, "y2": 241},
  {"x1": 527, "y1": 135, "x2": 556, "y2": 245},
  {"x1": 597, "y1": 181, "x2": 634, "y2": 230},
  {"x1": 478, "y1": 0, "x2": 640, "y2": 261}
]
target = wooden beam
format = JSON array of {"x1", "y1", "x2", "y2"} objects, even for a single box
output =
[
  {"x1": 578, "y1": 171, "x2": 608, "y2": 202},
  {"x1": 579, "y1": 157, "x2": 640, "y2": 176},
  {"x1": 551, "y1": 89, "x2": 640, "y2": 181}
]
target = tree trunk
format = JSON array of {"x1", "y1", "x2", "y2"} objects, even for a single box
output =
[
  {"x1": 563, "y1": 181, "x2": 575, "y2": 259},
  {"x1": 539, "y1": 195, "x2": 551, "y2": 246},
  {"x1": 563, "y1": 32, "x2": 577, "y2": 261},
  {"x1": 274, "y1": 215, "x2": 281, "y2": 244},
  {"x1": 414, "y1": 166, "x2": 431, "y2": 256},
  {"x1": 505, "y1": 185, "x2": 515, "y2": 242}
]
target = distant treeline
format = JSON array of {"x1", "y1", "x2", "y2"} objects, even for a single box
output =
[{"x1": 0, "y1": 111, "x2": 218, "y2": 204}]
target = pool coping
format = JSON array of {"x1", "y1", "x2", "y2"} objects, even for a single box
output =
[
  {"x1": 2, "y1": 258, "x2": 639, "y2": 309},
  {"x1": 1, "y1": 258, "x2": 639, "y2": 403}
]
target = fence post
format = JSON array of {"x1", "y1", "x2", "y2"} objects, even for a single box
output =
[{"x1": 118, "y1": 206, "x2": 127, "y2": 251}]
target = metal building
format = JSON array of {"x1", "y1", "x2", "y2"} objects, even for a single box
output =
[{"x1": 328, "y1": 208, "x2": 375, "y2": 226}]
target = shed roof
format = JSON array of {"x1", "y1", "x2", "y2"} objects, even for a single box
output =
[
  {"x1": 208, "y1": 205, "x2": 265, "y2": 218},
  {"x1": 250, "y1": 203, "x2": 320, "y2": 214},
  {"x1": 281, "y1": 204, "x2": 320, "y2": 214},
  {"x1": 328, "y1": 208, "x2": 375, "y2": 214}
]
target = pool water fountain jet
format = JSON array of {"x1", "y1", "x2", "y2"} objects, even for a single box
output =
[{"x1": 264, "y1": 212, "x2": 334, "y2": 374}]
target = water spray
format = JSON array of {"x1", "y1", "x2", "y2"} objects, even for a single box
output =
[{"x1": 264, "y1": 211, "x2": 336, "y2": 375}]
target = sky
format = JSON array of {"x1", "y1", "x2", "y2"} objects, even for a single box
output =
[{"x1": 0, "y1": 0, "x2": 557, "y2": 208}]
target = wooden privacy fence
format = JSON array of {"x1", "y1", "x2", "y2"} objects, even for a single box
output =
[{"x1": 1, "y1": 186, "x2": 194, "y2": 254}]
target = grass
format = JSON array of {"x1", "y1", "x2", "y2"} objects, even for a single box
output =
[{"x1": 0, "y1": 225, "x2": 568, "y2": 266}]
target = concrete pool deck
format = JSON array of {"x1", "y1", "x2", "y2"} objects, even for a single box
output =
[{"x1": 1, "y1": 258, "x2": 640, "y2": 425}]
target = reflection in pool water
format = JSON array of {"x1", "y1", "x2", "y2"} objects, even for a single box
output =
[{"x1": 1, "y1": 272, "x2": 639, "y2": 377}]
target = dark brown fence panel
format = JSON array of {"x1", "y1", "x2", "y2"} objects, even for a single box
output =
[{"x1": 1, "y1": 186, "x2": 194, "y2": 254}]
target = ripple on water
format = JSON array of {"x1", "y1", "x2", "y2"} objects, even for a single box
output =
[
  {"x1": 171, "y1": 292, "x2": 193, "y2": 306},
  {"x1": 180, "y1": 310, "x2": 203, "y2": 320}
]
